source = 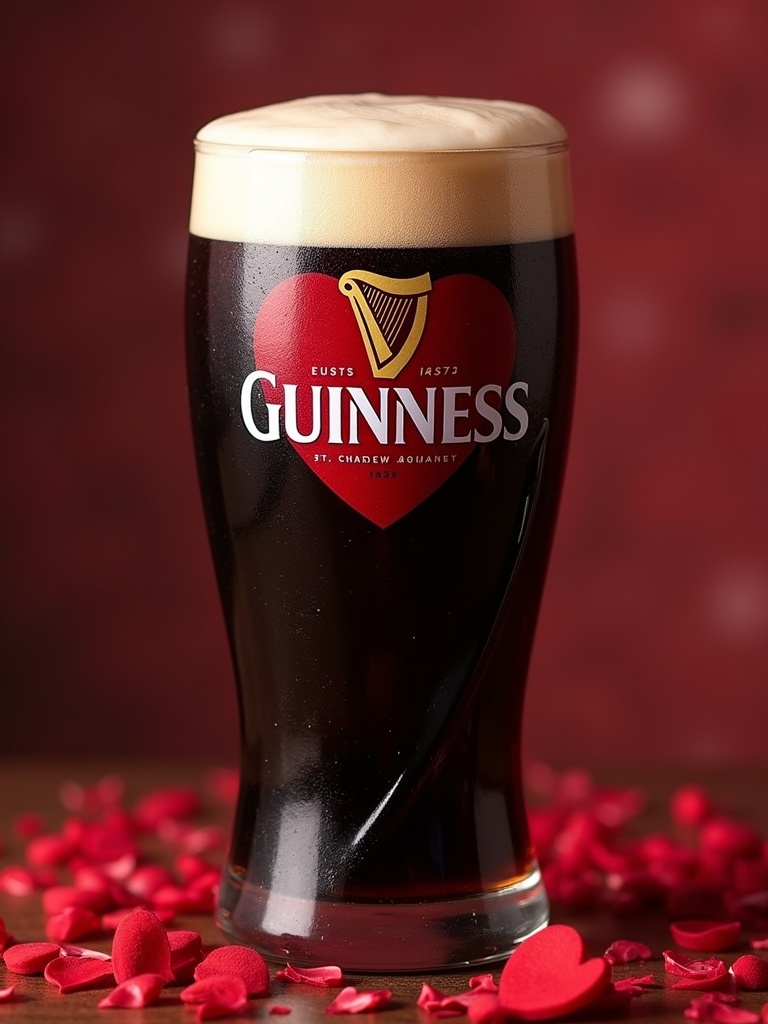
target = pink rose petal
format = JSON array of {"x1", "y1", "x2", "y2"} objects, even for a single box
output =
[
  {"x1": 603, "y1": 939, "x2": 653, "y2": 964},
  {"x1": 276, "y1": 963, "x2": 343, "y2": 987},
  {"x1": 194, "y1": 944, "x2": 269, "y2": 996},
  {"x1": 44, "y1": 955, "x2": 115, "y2": 992},
  {"x1": 111, "y1": 908, "x2": 173, "y2": 983},
  {"x1": 2, "y1": 941, "x2": 61, "y2": 975},
  {"x1": 326, "y1": 986, "x2": 392, "y2": 1014},
  {"x1": 98, "y1": 972, "x2": 165, "y2": 1008},
  {"x1": 0, "y1": 985, "x2": 16, "y2": 1002},
  {"x1": 750, "y1": 939, "x2": 768, "y2": 950}
]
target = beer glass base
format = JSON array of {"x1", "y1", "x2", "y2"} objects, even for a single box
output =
[{"x1": 217, "y1": 865, "x2": 549, "y2": 972}]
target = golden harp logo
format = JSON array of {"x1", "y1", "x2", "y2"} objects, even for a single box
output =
[{"x1": 339, "y1": 270, "x2": 432, "y2": 380}]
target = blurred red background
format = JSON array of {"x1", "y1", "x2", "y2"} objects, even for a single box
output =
[{"x1": 1, "y1": 0, "x2": 766, "y2": 766}]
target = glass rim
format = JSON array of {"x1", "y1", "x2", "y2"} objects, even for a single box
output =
[{"x1": 192, "y1": 139, "x2": 570, "y2": 158}]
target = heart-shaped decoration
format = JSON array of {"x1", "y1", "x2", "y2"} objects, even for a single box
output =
[
  {"x1": 498, "y1": 924, "x2": 611, "y2": 1020},
  {"x1": 252, "y1": 271, "x2": 516, "y2": 527}
]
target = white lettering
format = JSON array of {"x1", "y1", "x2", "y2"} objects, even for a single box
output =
[
  {"x1": 284, "y1": 383, "x2": 322, "y2": 443},
  {"x1": 240, "y1": 370, "x2": 280, "y2": 441},
  {"x1": 394, "y1": 387, "x2": 436, "y2": 444},
  {"x1": 503, "y1": 382, "x2": 529, "y2": 441},
  {"x1": 442, "y1": 386, "x2": 472, "y2": 443},
  {"x1": 348, "y1": 387, "x2": 388, "y2": 444}
]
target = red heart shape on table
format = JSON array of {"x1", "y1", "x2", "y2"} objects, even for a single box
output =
[
  {"x1": 252, "y1": 272, "x2": 516, "y2": 527},
  {"x1": 498, "y1": 925, "x2": 611, "y2": 1020}
]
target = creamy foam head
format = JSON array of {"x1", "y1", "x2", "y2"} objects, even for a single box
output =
[{"x1": 190, "y1": 94, "x2": 572, "y2": 245}]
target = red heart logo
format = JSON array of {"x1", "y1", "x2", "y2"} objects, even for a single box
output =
[
  {"x1": 498, "y1": 925, "x2": 611, "y2": 1020},
  {"x1": 252, "y1": 271, "x2": 516, "y2": 527}
]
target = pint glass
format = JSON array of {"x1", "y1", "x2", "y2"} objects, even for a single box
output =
[{"x1": 186, "y1": 95, "x2": 577, "y2": 971}]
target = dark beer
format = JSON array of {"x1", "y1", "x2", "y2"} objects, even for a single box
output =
[{"x1": 186, "y1": 95, "x2": 577, "y2": 970}]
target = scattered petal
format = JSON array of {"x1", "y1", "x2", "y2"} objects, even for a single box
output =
[
  {"x1": 684, "y1": 997, "x2": 760, "y2": 1023},
  {"x1": 670, "y1": 920, "x2": 741, "y2": 952},
  {"x1": 671, "y1": 786, "x2": 713, "y2": 828},
  {"x1": 663, "y1": 950, "x2": 731, "y2": 991},
  {"x1": 181, "y1": 974, "x2": 249, "y2": 1017},
  {"x1": 133, "y1": 787, "x2": 202, "y2": 829},
  {"x1": 270, "y1": 1005, "x2": 292, "y2": 1015},
  {"x1": 46, "y1": 906, "x2": 103, "y2": 942},
  {"x1": 326, "y1": 986, "x2": 392, "y2": 1014},
  {"x1": 59, "y1": 944, "x2": 112, "y2": 960},
  {"x1": 276, "y1": 964, "x2": 343, "y2": 987},
  {"x1": 467, "y1": 994, "x2": 506, "y2": 1024},
  {"x1": 0, "y1": 865, "x2": 38, "y2": 896},
  {"x1": 111, "y1": 908, "x2": 173, "y2": 983},
  {"x1": 0, "y1": 985, "x2": 16, "y2": 1002},
  {"x1": 194, "y1": 944, "x2": 269, "y2": 996},
  {"x1": 42, "y1": 886, "x2": 110, "y2": 916},
  {"x1": 98, "y1": 973, "x2": 165, "y2": 1008},
  {"x1": 2, "y1": 941, "x2": 61, "y2": 975},
  {"x1": 604, "y1": 939, "x2": 653, "y2": 964},
  {"x1": 731, "y1": 955, "x2": 768, "y2": 991},
  {"x1": 25, "y1": 833, "x2": 75, "y2": 867},
  {"x1": 614, "y1": 974, "x2": 656, "y2": 992},
  {"x1": 44, "y1": 955, "x2": 114, "y2": 992}
]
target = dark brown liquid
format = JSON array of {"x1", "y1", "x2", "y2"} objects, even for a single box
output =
[{"x1": 186, "y1": 237, "x2": 577, "y2": 903}]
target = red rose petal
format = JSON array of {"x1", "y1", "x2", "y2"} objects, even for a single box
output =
[
  {"x1": 98, "y1": 972, "x2": 165, "y2": 1008},
  {"x1": 0, "y1": 865, "x2": 38, "y2": 896},
  {"x1": 0, "y1": 985, "x2": 16, "y2": 1002},
  {"x1": 124, "y1": 864, "x2": 175, "y2": 898},
  {"x1": 194, "y1": 944, "x2": 269, "y2": 996},
  {"x1": 326, "y1": 986, "x2": 392, "y2": 1014},
  {"x1": 498, "y1": 924, "x2": 611, "y2": 1020},
  {"x1": 14, "y1": 811, "x2": 45, "y2": 838},
  {"x1": 25, "y1": 833, "x2": 75, "y2": 867},
  {"x1": 614, "y1": 974, "x2": 656, "y2": 991},
  {"x1": 46, "y1": 906, "x2": 103, "y2": 942},
  {"x1": 181, "y1": 974, "x2": 249, "y2": 1019},
  {"x1": 469, "y1": 975, "x2": 498, "y2": 993},
  {"x1": 684, "y1": 997, "x2": 760, "y2": 1023},
  {"x1": 671, "y1": 920, "x2": 741, "y2": 952},
  {"x1": 111, "y1": 908, "x2": 173, "y2": 983},
  {"x1": 603, "y1": 939, "x2": 653, "y2": 964},
  {"x1": 276, "y1": 964, "x2": 343, "y2": 987},
  {"x1": 731, "y1": 955, "x2": 768, "y2": 991},
  {"x1": 671, "y1": 785, "x2": 713, "y2": 828},
  {"x1": 44, "y1": 955, "x2": 115, "y2": 992},
  {"x1": 270, "y1": 1005, "x2": 292, "y2": 1015},
  {"x1": 663, "y1": 950, "x2": 731, "y2": 991},
  {"x1": 43, "y1": 885, "x2": 110, "y2": 915},
  {"x1": 2, "y1": 941, "x2": 61, "y2": 975},
  {"x1": 133, "y1": 786, "x2": 202, "y2": 829},
  {"x1": 751, "y1": 939, "x2": 768, "y2": 950},
  {"x1": 59, "y1": 943, "x2": 112, "y2": 960}
]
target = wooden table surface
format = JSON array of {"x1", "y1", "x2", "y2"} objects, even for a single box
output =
[{"x1": 1, "y1": 760, "x2": 766, "y2": 1023}]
